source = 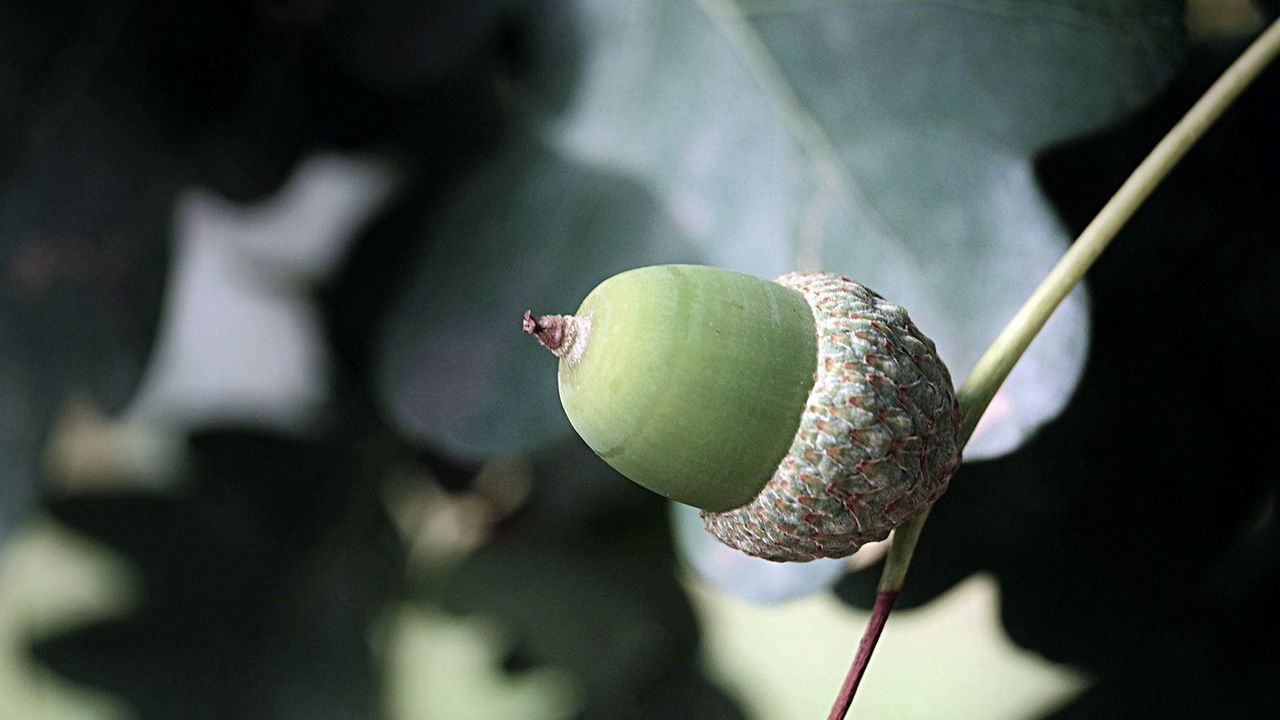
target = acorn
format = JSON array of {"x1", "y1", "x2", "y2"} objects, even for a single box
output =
[{"x1": 524, "y1": 265, "x2": 962, "y2": 562}]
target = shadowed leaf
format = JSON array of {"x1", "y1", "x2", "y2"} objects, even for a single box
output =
[
  {"x1": 35, "y1": 429, "x2": 404, "y2": 720},
  {"x1": 437, "y1": 438, "x2": 745, "y2": 719},
  {"x1": 377, "y1": 0, "x2": 1184, "y2": 462}
]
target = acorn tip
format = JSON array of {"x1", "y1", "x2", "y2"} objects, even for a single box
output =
[{"x1": 523, "y1": 310, "x2": 574, "y2": 357}]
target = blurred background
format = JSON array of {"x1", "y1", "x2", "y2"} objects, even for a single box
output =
[{"x1": 2, "y1": 0, "x2": 1278, "y2": 718}]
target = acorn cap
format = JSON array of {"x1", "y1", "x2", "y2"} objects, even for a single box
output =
[
  {"x1": 702, "y1": 271, "x2": 961, "y2": 561},
  {"x1": 529, "y1": 264, "x2": 962, "y2": 562}
]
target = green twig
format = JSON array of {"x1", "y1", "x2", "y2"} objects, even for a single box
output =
[{"x1": 830, "y1": 16, "x2": 1280, "y2": 720}]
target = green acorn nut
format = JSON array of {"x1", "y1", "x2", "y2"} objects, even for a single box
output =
[{"x1": 524, "y1": 264, "x2": 962, "y2": 562}]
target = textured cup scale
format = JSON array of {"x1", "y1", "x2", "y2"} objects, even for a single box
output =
[
  {"x1": 702, "y1": 272, "x2": 962, "y2": 561},
  {"x1": 544, "y1": 264, "x2": 962, "y2": 562}
]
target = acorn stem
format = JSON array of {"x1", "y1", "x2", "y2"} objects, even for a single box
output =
[
  {"x1": 828, "y1": 18, "x2": 1280, "y2": 719},
  {"x1": 826, "y1": 590, "x2": 899, "y2": 720},
  {"x1": 522, "y1": 310, "x2": 584, "y2": 362}
]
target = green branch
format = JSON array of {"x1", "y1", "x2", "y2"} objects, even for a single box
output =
[{"x1": 832, "y1": 16, "x2": 1280, "y2": 720}]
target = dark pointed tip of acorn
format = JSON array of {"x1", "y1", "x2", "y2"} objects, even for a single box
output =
[{"x1": 523, "y1": 309, "x2": 570, "y2": 356}]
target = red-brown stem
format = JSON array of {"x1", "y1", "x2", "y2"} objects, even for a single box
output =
[{"x1": 827, "y1": 590, "x2": 899, "y2": 720}]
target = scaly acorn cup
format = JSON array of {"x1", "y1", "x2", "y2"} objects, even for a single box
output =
[{"x1": 524, "y1": 264, "x2": 962, "y2": 562}]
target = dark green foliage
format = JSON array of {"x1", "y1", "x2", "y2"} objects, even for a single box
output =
[
  {"x1": 1, "y1": 0, "x2": 172, "y2": 544},
  {"x1": 36, "y1": 429, "x2": 404, "y2": 720},
  {"x1": 439, "y1": 438, "x2": 744, "y2": 720},
  {"x1": 2, "y1": 1, "x2": 1278, "y2": 718}
]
